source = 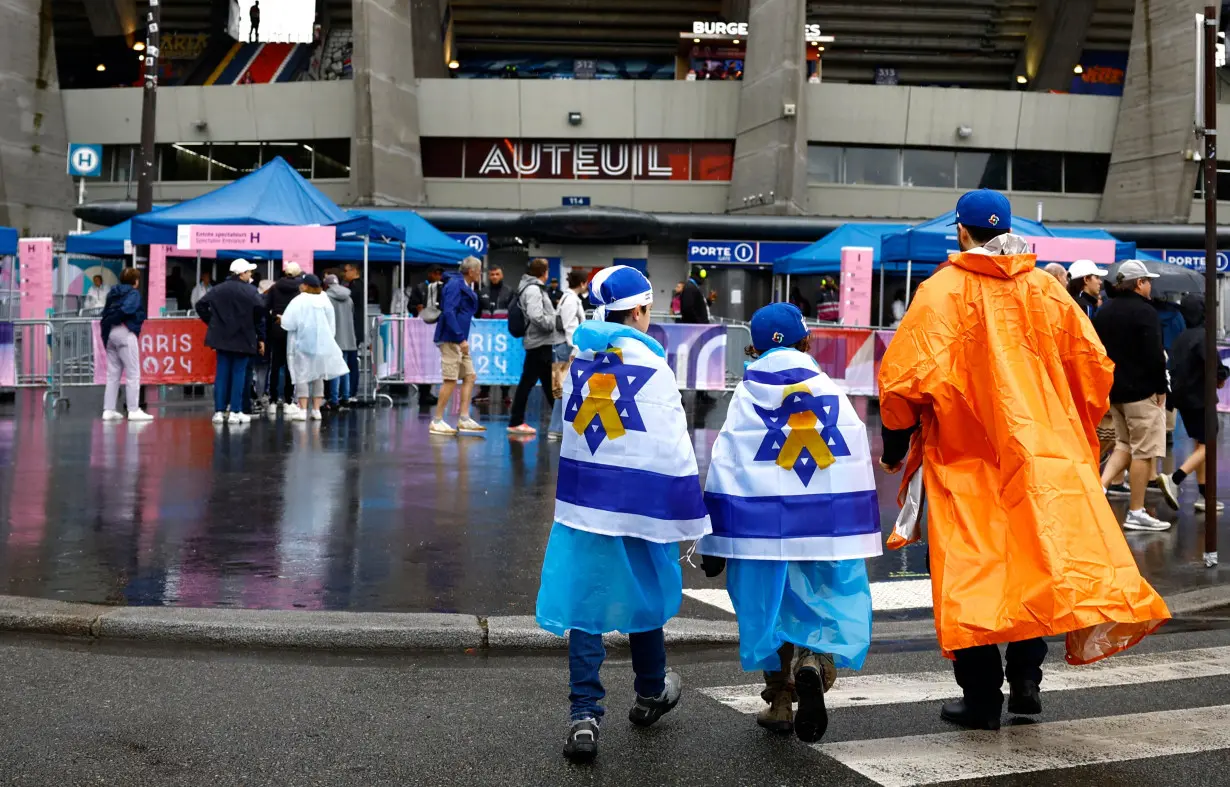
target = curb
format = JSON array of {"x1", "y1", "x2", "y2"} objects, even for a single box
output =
[{"x1": 1, "y1": 584, "x2": 1227, "y2": 653}]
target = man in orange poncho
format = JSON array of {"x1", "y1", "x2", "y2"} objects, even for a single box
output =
[{"x1": 878, "y1": 189, "x2": 1170, "y2": 731}]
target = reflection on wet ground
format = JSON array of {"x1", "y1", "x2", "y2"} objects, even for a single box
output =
[{"x1": 0, "y1": 390, "x2": 1225, "y2": 614}]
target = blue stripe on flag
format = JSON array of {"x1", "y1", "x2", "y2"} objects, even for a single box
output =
[
  {"x1": 704, "y1": 490, "x2": 879, "y2": 539},
  {"x1": 558, "y1": 457, "x2": 708, "y2": 521},
  {"x1": 743, "y1": 367, "x2": 819, "y2": 386}
]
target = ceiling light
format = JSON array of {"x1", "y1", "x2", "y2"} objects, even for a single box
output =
[
  {"x1": 1016, "y1": 74, "x2": 1027, "y2": 84},
  {"x1": 1073, "y1": 64, "x2": 1084, "y2": 74},
  {"x1": 732, "y1": 39, "x2": 740, "y2": 44},
  {"x1": 448, "y1": 59, "x2": 459, "y2": 69},
  {"x1": 133, "y1": 41, "x2": 145, "y2": 51},
  {"x1": 96, "y1": 63, "x2": 106, "y2": 72},
  {"x1": 693, "y1": 37, "x2": 700, "y2": 43},
  {"x1": 818, "y1": 46, "x2": 825, "y2": 51}
]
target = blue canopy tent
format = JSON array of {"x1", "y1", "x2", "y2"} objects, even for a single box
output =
[
  {"x1": 66, "y1": 219, "x2": 134, "y2": 257},
  {"x1": 879, "y1": 210, "x2": 1055, "y2": 268},
  {"x1": 0, "y1": 227, "x2": 16, "y2": 256},
  {"x1": 771, "y1": 223, "x2": 910, "y2": 275}
]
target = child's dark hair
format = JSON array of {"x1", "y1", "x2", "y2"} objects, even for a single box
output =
[
  {"x1": 745, "y1": 334, "x2": 811, "y2": 359},
  {"x1": 605, "y1": 307, "x2": 635, "y2": 324}
]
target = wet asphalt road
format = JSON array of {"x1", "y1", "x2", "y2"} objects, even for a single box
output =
[{"x1": 0, "y1": 388, "x2": 1225, "y2": 615}]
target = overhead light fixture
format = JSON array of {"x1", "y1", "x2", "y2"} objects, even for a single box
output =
[
  {"x1": 1015, "y1": 74, "x2": 1027, "y2": 84},
  {"x1": 448, "y1": 59, "x2": 459, "y2": 69},
  {"x1": 818, "y1": 46, "x2": 825, "y2": 51},
  {"x1": 693, "y1": 37, "x2": 700, "y2": 43},
  {"x1": 96, "y1": 63, "x2": 106, "y2": 72},
  {"x1": 1073, "y1": 64, "x2": 1084, "y2": 74},
  {"x1": 732, "y1": 39, "x2": 740, "y2": 44},
  {"x1": 133, "y1": 41, "x2": 145, "y2": 51},
  {"x1": 568, "y1": 111, "x2": 583, "y2": 126}
]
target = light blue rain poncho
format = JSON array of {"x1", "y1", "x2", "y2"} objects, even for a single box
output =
[
  {"x1": 696, "y1": 329, "x2": 881, "y2": 672},
  {"x1": 536, "y1": 266, "x2": 711, "y2": 636}
]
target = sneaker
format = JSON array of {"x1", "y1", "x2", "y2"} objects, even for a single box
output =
[
  {"x1": 267, "y1": 402, "x2": 281, "y2": 416},
  {"x1": 507, "y1": 423, "x2": 538, "y2": 436},
  {"x1": 288, "y1": 408, "x2": 308, "y2": 423},
  {"x1": 562, "y1": 717, "x2": 599, "y2": 763},
  {"x1": 457, "y1": 416, "x2": 487, "y2": 434},
  {"x1": 1195, "y1": 497, "x2": 1225, "y2": 513},
  {"x1": 283, "y1": 403, "x2": 302, "y2": 417},
  {"x1": 429, "y1": 419, "x2": 457, "y2": 436},
  {"x1": 1156, "y1": 474, "x2": 1180, "y2": 510},
  {"x1": 102, "y1": 410, "x2": 124, "y2": 422},
  {"x1": 213, "y1": 411, "x2": 227, "y2": 424},
  {"x1": 1106, "y1": 482, "x2": 1131, "y2": 497},
  {"x1": 793, "y1": 649, "x2": 833, "y2": 743},
  {"x1": 628, "y1": 670, "x2": 682, "y2": 727},
  {"x1": 127, "y1": 409, "x2": 154, "y2": 422},
  {"x1": 547, "y1": 431, "x2": 563, "y2": 441},
  {"x1": 1124, "y1": 508, "x2": 1171, "y2": 532},
  {"x1": 228, "y1": 412, "x2": 251, "y2": 425},
  {"x1": 310, "y1": 409, "x2": 323, "y2": 421}
]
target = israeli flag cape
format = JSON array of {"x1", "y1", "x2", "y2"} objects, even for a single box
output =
[
  {"x1": 697, "y1": 348, "x2": 882, "y2": 561},
  {"x1": 555, "y1": 321, "x2": 711, "y2": 543}
]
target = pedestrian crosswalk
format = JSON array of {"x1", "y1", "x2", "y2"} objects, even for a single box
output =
[
  {"x1": 683, "y1": 578, "x2": 934, "y2": 615},
  {"x1": 699, "y1": 644, "x2": 1230, "y2": 786}
]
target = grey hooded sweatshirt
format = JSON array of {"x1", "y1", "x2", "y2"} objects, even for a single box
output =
[
  {"x1": 516, "y1": 273, "x2": 564, "y2": 350},
  {"x1": 327, "y1": 284, "x2": 358, "y2": 351}
]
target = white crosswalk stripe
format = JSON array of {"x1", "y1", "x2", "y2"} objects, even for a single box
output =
[
  {"x1": 683, "y1": 578, "x2": 933, "y2": 615},
  {"x1": 700, "y1": 645, "x2": 1230, "y2": 786}
]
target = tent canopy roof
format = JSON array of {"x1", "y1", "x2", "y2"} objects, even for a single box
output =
[
  {"x1": 773, "y1": 223, "x2": 910, "y2": 274},
  {"x1": 0, "y1": 227, "x2": 17, "y2": 256}
]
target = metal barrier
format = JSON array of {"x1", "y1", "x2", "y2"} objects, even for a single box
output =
[
  {"x1": 724, "y1": 323, "x2": 751, "y2": 390},
  {"x1": 12, "y1": 320, "x2": 51, "y2": 390},
  {"x1": 369, "y1": 314, "x2": 406, "y2": 406}
]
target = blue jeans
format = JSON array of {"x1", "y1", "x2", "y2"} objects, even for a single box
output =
[
  {"x1": 326, "y1": 370, "x2": 350, "y2": 405},
  {"x1": 214, "y1": 351, "x2": 250, "y2": 413},
  {"x1": 568, "y1": 628, "x2": 666, "y2": 721}
]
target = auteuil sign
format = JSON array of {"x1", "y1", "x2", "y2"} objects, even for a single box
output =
[{"x1": 421, "y1": 138, "x2": 734, "y2": 181}]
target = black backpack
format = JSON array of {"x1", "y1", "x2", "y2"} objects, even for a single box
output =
[{"x1": 507, "y1": 281, "x2": 544, "y2": 338}]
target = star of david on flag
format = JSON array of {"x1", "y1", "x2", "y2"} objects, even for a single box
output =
[
  {"x1": 564, "y1": 347, "x2": 656, "y2": 453},
  {"x1": 752, "y1": 383, "x2": 851, "y2": 485}
]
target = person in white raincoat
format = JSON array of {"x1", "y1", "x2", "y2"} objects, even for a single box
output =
[{"x1": 278, "y1": 274, "x2": 349, "y2": 422}]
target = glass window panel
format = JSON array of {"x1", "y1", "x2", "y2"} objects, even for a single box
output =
[
  {"x1": 262, "y1": 143, "x2": 313, "y2": 177},
  {"x1": 1012, "y1": 151, "x2": 1062, "y2": 192},
  {"x1": 902, "y1": 149, "x2": 954, "y2": 188},
  {"x1": 159, "y1": 143, "x2": 210, "y2": 181},
  {"x1": 807, "y1": 145, "x2": 841, "y2": 183},
  {"x1": 956, "y1": 150, "x2": 1009, "y2": 190},
  {"x1": 208, "y1": 142, "x2": 262, "y2": 181},
  {"x1": 1064, "y1": 153, "x2": 1110, "y2": 193},
  {"x1": 843, "y1": 147, "x2": 898, "y2": 186},
  {"x1": 312, "y1": 139, "x2": 351, "y2": 179}
]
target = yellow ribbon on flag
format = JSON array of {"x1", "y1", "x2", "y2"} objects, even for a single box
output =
[{"x1": 776, "y1": 383, "x2": 835, "y2": 473}]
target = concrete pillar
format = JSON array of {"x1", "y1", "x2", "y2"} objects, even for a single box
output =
[
  {"x1": 1016, "y1": 0, "x2": 1097, "y2": 91},
  {"x1": 350, "y1": 0, "x2": 427, "y2": 206},
  {"x1": 0, "y1": 0, "x2": 74, "y2": 236},
  {"x1": 412, "y1": 0, "x2": 449, "y2": 79},
  {"x1": 1098, "y1": 0, "x2": 1206, "y2": 223},
  {"x1": 725, "y1": 0, "x2": 808, "y2": 216}
]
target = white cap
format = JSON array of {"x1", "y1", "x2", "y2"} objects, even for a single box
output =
[
  {"x1": 1116, "y1": 259, "x2": 1160, "y2": 282},
  {"x1": 1068, "y1": 259, "x2": 1108, "y2": 279},
  {"x1": 229, "y1": 259, "x2": 258, "y2": 274}
]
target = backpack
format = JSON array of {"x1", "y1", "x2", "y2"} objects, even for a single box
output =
[
  {"x1": 507, "y1": 282, "x2": 544, "y2": 338},
  {"x1": 420, "y1": 280, "x2": 443, "y2": 324}
]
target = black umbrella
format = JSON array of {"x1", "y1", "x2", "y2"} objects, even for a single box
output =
[{"x1": 1106, "y1": 258, "x2": 1206, "y2": 295}]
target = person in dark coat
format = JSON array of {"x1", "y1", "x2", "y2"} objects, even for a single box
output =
[
  {"x1": 679, "y1": 269, "x2": 710, "y2": 324},
  {"x1": 100, "y1": 267, "x2": 151, "y2": 422},
  {"x1": 1160, "y1": 293, "x2": 1229, "y2": 513},
  {"x1": 342, "y1": 263, "x2": 367, "y2": 402},
  {"x1": 198, "y1": 260, "x2": 267, "y2": 424},
  {"x1": 264, "y1": 262, "x2": 305, "y2": 410}
]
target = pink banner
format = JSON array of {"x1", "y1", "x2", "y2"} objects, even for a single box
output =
[
  {"x1": 808, "y1": 327, "x2": 895, "y2": 396},
  {"x1": 1024, "y1": 236, "x2": 1116, "y2": 264},
  {"x1": 283, "y1": 249, "x2": 314, "y2": 275},
  {"x1": 148, "y1": 244, "x2": 168, "y2": 316},
  {"x1": 18, "y1": 238, "x2": 53, "y2": 319},
  {"x1": 839, "y1": 246, "x2": 874, "y2": 326},
  {"x1": 176, "y1": 225, "x2": 337, "y2": 252}
]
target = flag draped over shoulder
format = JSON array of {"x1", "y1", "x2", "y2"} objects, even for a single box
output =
[
  {"x1": 698, "y1": 349, "x2": 882, "y2": 561},
  {"x1": 554, "y1": 320, "x2": 711, "y2": 544}
]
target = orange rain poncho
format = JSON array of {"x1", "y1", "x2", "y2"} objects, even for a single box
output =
[{"x1": 878, "y1": 245, "x2": 1170, "y2": 665}]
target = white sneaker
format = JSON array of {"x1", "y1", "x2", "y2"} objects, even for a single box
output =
[
  {"x1": 1124, "y1": 509, "x2": 1171, "y2": 532},
  {"x1": 310, "y1": 409, "x2": 323, "y2": 421},
  {"x1": 284, "y1": 403, "x2": 302, "y2": 416},
  {"x1": 229, "y1": 411, "x2": 251, "y2": 425},
  {"x1": 1156, "y1": 474, "x2": 1180, "y2": 510},
  {"x1": 289, "y1": 408, "x2": 308, "y2": 422},
  {"x1": 429, "y1": 419, "x2": 457, "y2": 436},
  {"x1": 213, "y1": 411, "x2": 227, "y2": 424},
  {"x1": 102, "y1": 410, "x2": 124, "y2": 422},
  {"x1": 267, "y1": 402, "x2": 281, "y2": 416},
  {"x1": 1195, "y1": 497, "x2": 1225, "y2": 513},
  {"x1": 457, "y1": 416, "x2": 487, "y2": 434},
  {"x1": 127, "y1": 409, "x2": 154, "y2": 422}
]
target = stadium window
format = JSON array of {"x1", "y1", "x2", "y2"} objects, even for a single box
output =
[
  {"x1": 1011, "y1": 151, "x2": 1062, "y2": 193},
  {"x1": 206, "y1": 143, "x2": 262, "y2": 181},
  {"x1": 902, "y1": 149, "x2": 955, "y2": 188},
  {"x1": 843, "y1": 147, "x2": 899, "y2": 186},
  {"x1": 311, "y1": 139, "x2": 352, "y2": 178},
  {"x1": 261, "y1": 143, "x2": 314, "y2": 178},
  {"x1": 101, "y1": 145, "x2": 139, "y2": 183},
  {"x1": 807, "y1": 146, "x2": 842, "y2": 183},
  {"x1": 956, "y1": 151, "x2": 1009, "y2": 191},
  {"x1": 159, "y1": 143, "x2": 211, "y2": 182},
  {"x1": 1063, "y1": 153, "x2": 1110, "y2": 194}
]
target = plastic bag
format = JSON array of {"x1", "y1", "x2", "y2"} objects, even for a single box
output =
[{"x1": 886, "y1": 466, "x2": 924, "y2": 550}]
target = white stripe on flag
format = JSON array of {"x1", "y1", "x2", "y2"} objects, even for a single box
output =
[
  {"x1": 683, "y1": 578, "x2": 932, "y2": 617},
  {"x1": 700, "y1": 645, "x2": 1230, "y2": 715},
  {"x1": 818, "y1": 704, "x2": 1230, "y2": 787}
]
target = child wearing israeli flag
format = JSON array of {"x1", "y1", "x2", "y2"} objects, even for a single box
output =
[
  {"x1": 696, "y1": 302, "x2": 880, "y2": 743},
  {"x1": 535, "y1": 266, "x2": 711, "y2": 764}
]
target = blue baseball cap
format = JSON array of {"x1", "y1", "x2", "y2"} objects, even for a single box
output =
[
  {"x1": 953, "y1": 189, "x2": 1011, "y2": 231},
  {"x1": 750, "y1": 303, "x2": 808, "y2": 352}
]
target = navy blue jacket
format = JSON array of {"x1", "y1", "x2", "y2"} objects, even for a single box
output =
[
  {"x1": 197, "y1": 277, "x2": 268, "y2": 355},
  {"x1": 100, "y1": 284, "x2": 145, "y2": 345},
  {"x1": 433, "y1": 271, "x2": 479, "y2": 344}
]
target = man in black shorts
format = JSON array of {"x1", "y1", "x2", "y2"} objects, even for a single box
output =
[{"x1": 1159, "y1": 293, "x2": 1228, "y2": 512}]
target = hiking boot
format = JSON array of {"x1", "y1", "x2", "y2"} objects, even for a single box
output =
[
  {"x1": 755, "y1": 685, "x2": 795, "y2": 734},
  {"x1": 628, "y1": 670, "x2": 681, "y2": 727},
  {"x1": 1007, "y1": 681, "x2": 1042, "y2": 715},
  {"x1": 793, "y1": 649, "x2": 832, "y2": 743},
  {"x1": 940, "y1": 699, "x2": 1001, "y2": 730},
  {"x1": 562, "y1": 717, "x2": 599, "y2": 763}
]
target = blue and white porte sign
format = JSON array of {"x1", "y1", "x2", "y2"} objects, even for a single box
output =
[
  {"x1": 67, "y1": 144, "x2": 103, "y2": 178},
  {"x1": 1154, "y1": 249, "x2": 1230, "y2": 273},
  {"x1": 686, "y1": 239, "x2": 810, "y2": 266},
  {"x1": 447, "y1": 232, "x2": 489, "y2": 257}
]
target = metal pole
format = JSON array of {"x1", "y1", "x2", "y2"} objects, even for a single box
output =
[
  {"x1": 135, "y1": 0, "x2": 160, "y2": 310},
  {"x1": 785, "y1": 273, "x2": 791, "y2": 304},
  {"x1": 1202, "y1": 5, "x2": 1219, "y2": 568},
  {"x1": 878, "y1": 263, "x2": 886, "y2": 326},
  {"x1": 400, "y1": 242, "x2": 407, "y2": 316},
  {"x1": 904, "y1": 260, "x2": 913, "y2": 308},
  {"x1": 363, "y1": 236, "x2": 370, "y2": 400},
  {"x1": 75, "y1": 178, "x2": 85, "y2": 233}
]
